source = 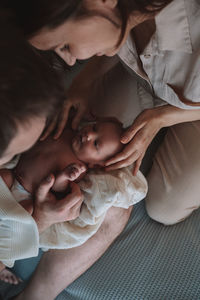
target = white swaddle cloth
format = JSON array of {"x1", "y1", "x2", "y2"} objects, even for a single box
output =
[
  {"x1": 10, "y1": 166, "x2": 147, "y2": 251},
  {"x1": 39, "y1": 167, "x2": 147, "y2": 250}
]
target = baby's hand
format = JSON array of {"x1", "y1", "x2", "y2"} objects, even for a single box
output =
[
  {"x1": 66, "y1": 163, "x2": 86, "y2": 181},
  {"x1": 52, "y1": 163, "x2": 86, "y2": 193}
]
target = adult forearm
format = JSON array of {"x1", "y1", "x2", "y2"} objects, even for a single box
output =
[
  {"x1": 14, "y1": 206, "x2": 133, "y2": 300},
  {"x1": 158, "y1": 105, "x2": 200, "y2": 128}
]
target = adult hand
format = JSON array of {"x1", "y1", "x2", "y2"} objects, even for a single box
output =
[
  {"x1": 105, "y1": 108, "x2": 164, "y2": 175},
  {"x1": 32, "y1": 174, "x2": 83, "y2": 233},
  {"x1": 40, "y1": 55, "x2": 118, "y2": 140},
  {"x1": 40, "y1": 84, "x2": 90, "y2": 141}
]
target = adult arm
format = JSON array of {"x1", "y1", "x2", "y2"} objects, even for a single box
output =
[
  {"x1": 14, "y1": 205, "x2": 133, "y2": 300},
  {"x1": 105, "y1": 105, "x2": 200, "y2": 174},
  {"x1": 0, "y1": 168, "x2": 83, "y2": 234},
  {"x1": 0, "y1": 169, "x2": 83, "y2": 268},
  {"x1": 41, "y1": 55, "x2": 119, "y2": 140}
]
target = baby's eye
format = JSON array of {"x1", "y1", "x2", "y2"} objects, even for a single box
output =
[{"x1": 60, "y1": 44, "x2": 70, "y2": 52}]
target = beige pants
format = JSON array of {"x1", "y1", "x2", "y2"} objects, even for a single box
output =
[
  {"x1": 91, "y1": 59, "x2": 200, "y2": 226},
  {"x1": 146, "y1": 121, "x2": 200, "y2": 225}
]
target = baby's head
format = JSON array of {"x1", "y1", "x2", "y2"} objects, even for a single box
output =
[{"x1": 72, "y1": 118, "x2": 124, "y2": 166}]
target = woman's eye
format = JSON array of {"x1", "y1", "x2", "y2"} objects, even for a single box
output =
[{"x1": 60, "y1": 44, "x2": 69, "y2": 52}]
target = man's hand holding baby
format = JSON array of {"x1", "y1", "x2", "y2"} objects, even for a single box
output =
[{"x1": 32, "y1": 174, "x2": 84, "y2": 233}]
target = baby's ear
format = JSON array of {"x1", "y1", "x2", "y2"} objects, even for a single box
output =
[
  {"x1": 88, "y1": 162, "x2": 94, "y2": 169},
  {"x1": 88, "y1": 161, "x2": 104, "y2": 169},
  {"x1": 96, "y1": 161, "x2": 105, "y2": 167}
]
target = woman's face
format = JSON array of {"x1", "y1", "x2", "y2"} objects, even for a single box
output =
[{"x1": 29, "y1": 1, "x2": 123, "y2": 65}]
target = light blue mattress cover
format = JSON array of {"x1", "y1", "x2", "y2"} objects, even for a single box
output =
[{"x1": 6, "y1": 199, "x2": 200, "y2": 300}]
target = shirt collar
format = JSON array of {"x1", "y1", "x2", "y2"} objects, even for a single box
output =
[
  {"x1": 119, "y1": 0, "x2": 193, "y2": 58},
  {"x1": 154, "y1": 0, "x2": 193, "y2": 53}
]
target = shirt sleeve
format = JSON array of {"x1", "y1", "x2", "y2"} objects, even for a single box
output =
[{"x1": 0, "y1": 178, "x2": 39, "y2": 267}]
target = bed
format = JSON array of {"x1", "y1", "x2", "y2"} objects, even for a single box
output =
[{"x1": 1, "y1": 58, "x2": 200, "y2": 300}]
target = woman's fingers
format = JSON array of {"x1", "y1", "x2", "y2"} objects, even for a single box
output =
[
  {"x1": 54, "y1": 96, "x2": 88, "y2": 138},
  {"x1": 35, "y1": 174, "x2": 55, "y2": 202},
  {"x1": 105, "y1": 140, "x2": 138, "y2": 166},
  {"x1": 71, "y1": 104, "x2": 86, "y2": 130},
  {"x1": 106, "y1": 109, "x2": 161, "y2": 171},
  {"x1": 40, "y1": 115, "x2": 58, "y2": 141},
  {"x1": 54, "y1": 100, "x2": 72, "y2": 139},
  {"x1": 121, "y1": 119, "x2": 145, "y2": 144},
  {"x1": 132, "y1": 155, "x2": 144, "y2": 176},
  {"x1": 105, "y1": 150, "x2": 140, "y2": 171},
  {"x1": 121, "y1": 109, "x2": 156, "y2": 144}
]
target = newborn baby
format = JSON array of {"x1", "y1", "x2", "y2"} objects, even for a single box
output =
[
  {"x1": 0, "y1": 118, "x2": 147, "y2": 284},
  {"x1": 1, "y1": 118, "x2": 124, "y2": 199}
]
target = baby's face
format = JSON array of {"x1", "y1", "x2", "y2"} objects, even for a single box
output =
[{"x1": 72, "y1": 121, "x2": 123, "y2": 164}]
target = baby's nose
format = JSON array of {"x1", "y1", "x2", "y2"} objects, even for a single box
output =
[{"x1": 83, "y1": 131, "x2": 94, "y2": 142}]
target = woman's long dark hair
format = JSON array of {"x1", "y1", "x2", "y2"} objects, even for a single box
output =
[
  {"x1": 1, "y1": 0, "x2": 81, "y2": 37},
  {"x1": 2, "y1": 0, "x2": 172, "y2": 38},
  {"x1": 117, "y1": 0, "x2": 173, "y2": 45}
]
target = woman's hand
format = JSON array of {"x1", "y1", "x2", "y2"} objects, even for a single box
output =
[
  {"x1": 40, "y1": 56, "x2": 118, "y2": 141},
  {"x1": 32, "y1": 174, "x2": 83, "y2": 233},
  {"x1": 40, "y1": 90, "x2": 89, "y2": 140},
  {"x1": 105, "y1": 108, "x2": 164, "y2": 175}
]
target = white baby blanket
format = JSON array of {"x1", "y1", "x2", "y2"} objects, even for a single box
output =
[
  {"x1": 39, "y1": 167, "x2": 147, "y2": 250},
  {"x1": 0, "y1": 167, "x2": 147, "y2": 266}
]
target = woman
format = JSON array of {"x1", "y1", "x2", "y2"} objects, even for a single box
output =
[{"x1": 6, "y1": 0, "x2": 200, "y2": 299}]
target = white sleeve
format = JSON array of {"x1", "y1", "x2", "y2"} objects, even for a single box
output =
[{"x1": 0, "y1": 178, "x2": 39, "y2": 267}]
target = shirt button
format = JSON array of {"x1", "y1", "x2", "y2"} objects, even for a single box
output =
[{"x1": 144, "y1": 54, "x2": 151, "y2": 59}]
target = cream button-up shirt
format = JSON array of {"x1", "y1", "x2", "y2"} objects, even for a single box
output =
[{"x1": 118, "y1": 0, "x2": 200, "y2": 110}]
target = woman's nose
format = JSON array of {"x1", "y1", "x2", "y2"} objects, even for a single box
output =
[{"x1": 55, "y1": 48, "x2": 76, "y2": 66}]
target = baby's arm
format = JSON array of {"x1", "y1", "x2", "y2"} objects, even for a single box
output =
[{"x1": 52, "y1": 163, "x2": 86, "y2": 193}]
